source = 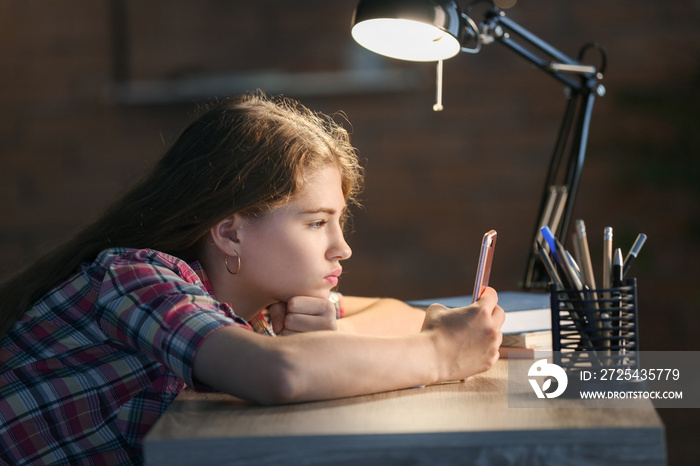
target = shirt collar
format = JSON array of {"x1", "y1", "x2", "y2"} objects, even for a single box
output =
[
  {"x1": 187, "y1": 258, "x2": 277, "y2": 337},
  {"x1": 187, "y1": 259, "x2": 218, "y2": 300}
]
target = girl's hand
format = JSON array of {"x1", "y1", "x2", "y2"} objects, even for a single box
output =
[
  {"x1": 268, "y1": 296, "x2": 338, "y2": 335},
  {"x1": 421, "y1": 287, "x2": 505, "y2": 382}
]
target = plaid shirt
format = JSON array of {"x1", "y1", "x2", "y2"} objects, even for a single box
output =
[{"x1": 0, "y1": 248, "x2": 280, "y2": 465}]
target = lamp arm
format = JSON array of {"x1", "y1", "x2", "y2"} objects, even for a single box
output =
[
  {"x1": 465, "y1": 8, "x2": 605, "y2": 289},
  {"x1": 480, "y1": 9, "x2": 602, "y2": 93},
  {"x1": 523, "y1": 89, "x2": 596, "y2": 289}
]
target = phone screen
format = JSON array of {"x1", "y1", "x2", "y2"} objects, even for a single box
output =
[{"x1": 472, "y1": 230, "x2": 497, "y2": 303}]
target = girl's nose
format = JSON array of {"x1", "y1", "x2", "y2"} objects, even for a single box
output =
[{"x1": 329, "y1": 231, "x2": 352, "y2": 261}]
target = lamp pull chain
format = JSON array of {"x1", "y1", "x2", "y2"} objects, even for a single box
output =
[{"x1": 433, "y1": 59, "x2": 444, "y2": 111}]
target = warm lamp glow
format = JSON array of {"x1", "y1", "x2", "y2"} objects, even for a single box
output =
[{"x1": 352, "y1": 18, "x2": 461, "y2": 61}]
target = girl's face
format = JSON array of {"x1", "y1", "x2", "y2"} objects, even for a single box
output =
[{"x1": 236, "y1": 165, "x2": 352, "y2": 307}]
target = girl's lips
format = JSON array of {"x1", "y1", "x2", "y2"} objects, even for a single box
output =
[
  {"x1": 324, "y1": 269, "x2": 342, "y2": 286},
  {"x1": 325, "y1": 275, "x2": 339, "y2": 286}
]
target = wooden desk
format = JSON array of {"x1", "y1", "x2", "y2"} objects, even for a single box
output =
[{"x1": 144, "y1": 359, "x2": 666, "y2": 465}]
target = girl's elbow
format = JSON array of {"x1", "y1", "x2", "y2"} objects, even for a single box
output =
[
  {"x1": 253, "y1": 374, "x2": 298, "y2": 405},
  {"x1": 251, "y1": 352, "x2": 307, "y2": 405}
]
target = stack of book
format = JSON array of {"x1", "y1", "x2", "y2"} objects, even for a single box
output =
[
  {"x1": 499, "y1": 330, "x2": 552, "y2": 359},
  {"x1": 408, "y1": 291, "x2": 553, "y2": 359},
  {"x1": 498, "y1": 291, "x2": 552, "y2": 359}
]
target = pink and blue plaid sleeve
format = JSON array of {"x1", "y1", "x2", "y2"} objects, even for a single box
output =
[{"x1": 95, "y1": 250, "x2": 250, "y2": 388}]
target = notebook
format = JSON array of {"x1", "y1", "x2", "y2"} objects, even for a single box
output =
[{"x1": 408, "y1": 291, "x2": 551, "y2": 334}]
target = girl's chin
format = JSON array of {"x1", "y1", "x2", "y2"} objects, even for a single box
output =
[{"x1": 277, "y1": 288, "x2": 332, "y2": 302}]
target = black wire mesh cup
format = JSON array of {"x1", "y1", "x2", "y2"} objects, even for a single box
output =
[{"x1": 550, "y1": 278, "x2": 639, "y2": 373}]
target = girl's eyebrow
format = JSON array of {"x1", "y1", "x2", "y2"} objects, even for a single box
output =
[{"x1": 300, "y1": 206, "x2": 346, "y2": 215}]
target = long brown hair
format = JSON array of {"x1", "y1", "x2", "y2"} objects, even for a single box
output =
[{"x1": 0, "y1": 92, "x2": 363, "y2": 337}]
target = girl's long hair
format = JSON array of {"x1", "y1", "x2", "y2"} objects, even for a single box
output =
[{"x1": 0, "y1": 92, "x2": 363, "y2": 337}]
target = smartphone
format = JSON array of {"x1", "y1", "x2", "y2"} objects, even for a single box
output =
[{"x1": 471, "y1": 230, "x2": 497, "y2": 303}]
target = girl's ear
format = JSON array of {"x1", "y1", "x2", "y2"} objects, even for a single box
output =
[{"x1": 209, "y1": 214, "x2": 243, "y2": 255}]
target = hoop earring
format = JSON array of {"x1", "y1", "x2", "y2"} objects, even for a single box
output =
[{"x1": 224, "y1": 251, "x2": 241, "y2": 275}]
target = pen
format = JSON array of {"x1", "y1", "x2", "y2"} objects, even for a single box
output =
[
  {"x1": 612, "y1": 248, "x2": 624, "y2": 348},
  {"x1": 573, "y1": 220, "x2": 599, "y2": 316},
  {"x1": 603, "y1": 227, "x2": 612, "y2": 288},
  {"x1": 600, "y1": 226, "x2": 614, "y2": 351},
  {"x1": 551, "y1": 235, "x2": 580, "y2": 291},
  {"x1": 551, "y1": 236, "x2": 575, "y2": 290},
  {"x1": 622, "y1": 233, "x2": 647, "y2": 278},
  {"x1": 603, "y1": 227, "x2": 613, "y2": 290},
  {"x1": 574, "y1": 219, "x2": 597, "y2": 290},
  {"x1": 540, "y1": 226, "x2": 560, "y2": 265},
  {"x1": 612, "y1": 248, "x2": 623, "y2": 288},
  {"x1": 561, "y1": 246, "x2": 590, "y2": 313},
  {"x1": 564, "y1": 250, "x2": 584, "y2": 291},
  {"x1": 571, "y1": 232, "x2": 583, "y2": 280},
  {"x1": 536, "y1": 240, "x2": 564, "y2": 288},
  {"x1": 553, "y1": 237, "x2": 594, "y2": 347},
  {"x1": 537, "y1": 240, "x2": 592, "y2": 348}
]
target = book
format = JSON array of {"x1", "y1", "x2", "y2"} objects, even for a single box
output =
[
  {"x1": 499, "y1": 330, "x2": 552, "y2": 359},
  {"x1": 499, "y1": 347, "x2": 553, "y2": 359},
  {"x1": 408, "y1": 291, "x2": 551, "y2": 334},
  {"x1": 501, "y1": 330, "x2": 552, "y2": 349}
]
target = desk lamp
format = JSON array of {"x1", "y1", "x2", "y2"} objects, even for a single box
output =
[{"x1": 351, "y1": 0, "x2": 607, "y2": 289}]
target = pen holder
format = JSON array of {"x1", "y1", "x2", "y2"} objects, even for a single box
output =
[{"x1": 550, "y1": 278, "x2": 639, "y2": 372}]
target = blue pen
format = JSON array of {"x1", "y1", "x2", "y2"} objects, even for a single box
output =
[{"x1": 540, "y1": 226, "x2": 560, "y2": 264}]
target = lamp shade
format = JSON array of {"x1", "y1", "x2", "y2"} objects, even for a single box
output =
[{"x1": 352, "y1": 0, "x2": 465, "y2": 61}]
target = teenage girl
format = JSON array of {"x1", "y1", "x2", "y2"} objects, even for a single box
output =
[{"x1": 0, "y1": 92, "x2": 504, "y2": 465}]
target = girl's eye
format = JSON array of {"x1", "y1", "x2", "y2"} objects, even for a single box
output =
[{"x1": 310, "y1": 220, "x2": 328, "y2": 229}]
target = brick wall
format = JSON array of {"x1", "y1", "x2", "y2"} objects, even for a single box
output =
[{"x1": 1, "y1": 1, "x2": 698, "y2": 463}]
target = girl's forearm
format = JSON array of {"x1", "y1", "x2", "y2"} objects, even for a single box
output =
[
  {"x1": 194, "y1": 289, "x2": 503, "y2": 405},
  {"x1": 337, "y1": 297, "x2": 425, "y2": 336},
  {"x1": 193, "y1": 326, "x2": 439, "y2": 404}
]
